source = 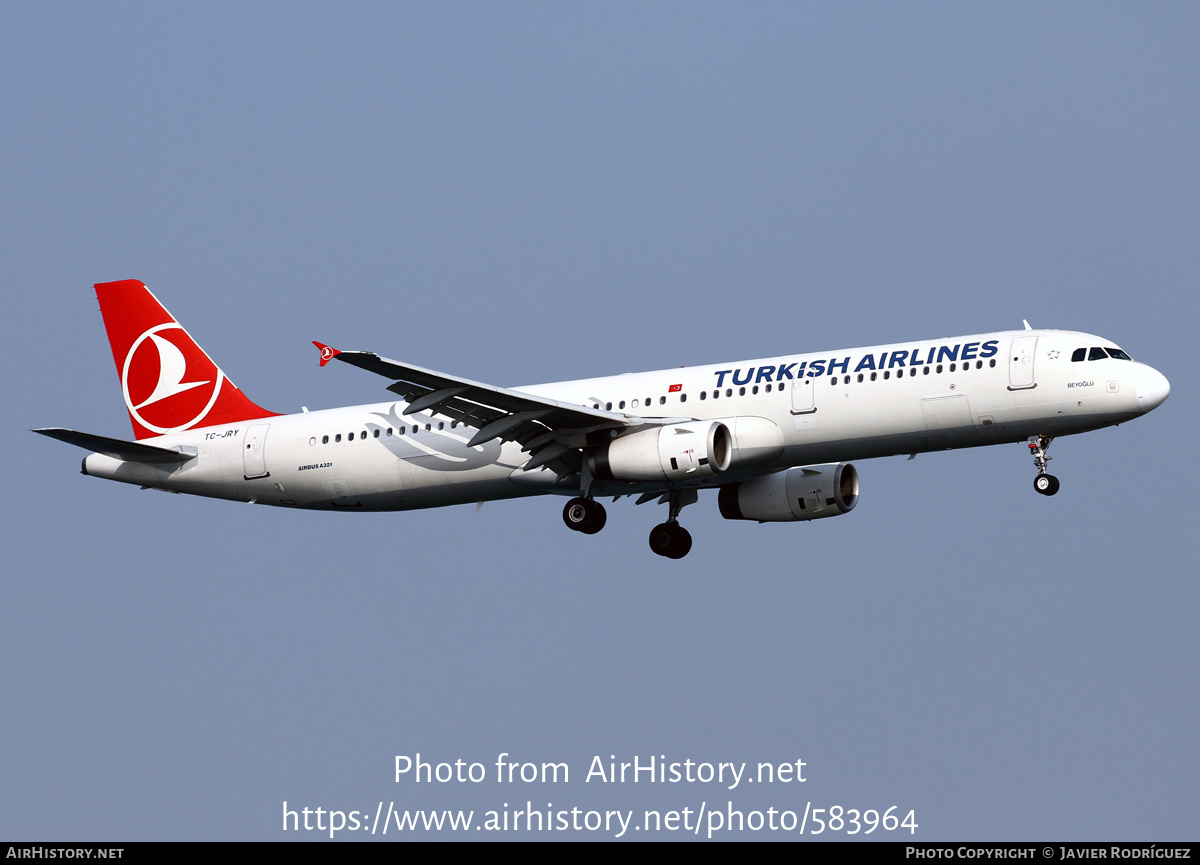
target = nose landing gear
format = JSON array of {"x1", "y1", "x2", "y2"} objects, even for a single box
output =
[{"x1": 1029, "y1": 435, "x2": 1060, "y2": 496}]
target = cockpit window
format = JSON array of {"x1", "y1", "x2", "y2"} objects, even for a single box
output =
[
  {"x1": 1071, "y1": 348, "x2": 1086, "y2": 362},
  {"x1": 1105, "y1": 347, "x2": 1132, "y2": 360},
  {"x1": 1088, "y1": 347, "x2": 1108, "y2": 361}
]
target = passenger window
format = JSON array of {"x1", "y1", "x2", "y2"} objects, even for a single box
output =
[
  {"x1": 922, "y1": 367, "x2": 929, "y2": 375},
  {"x1": 387, "y1": 427, "x2": 393, "y2": 436},
  {"x1": 437, "y1": 422, "x2": 444, "y2": 430},
  {"x1": 870, "y1": 372, "x2": 877, "y2": 381},
  {"x1": 883, "y1": 371, "x2": 890, "y2": 380},
  {"x1": 830, "y1": 377, "x2": 837, "y2": 386},
  {"x1": 738, "y1": 387, "x2": 746, "y2": 396},
  {"x1": 765, "y1": 383, "x2": 772, "y2": 392},
  {"x1": 619, "y1": 401, "x2": 625, "y2": 409},
  {"x1": 752, "y1": 386, "x2": 758, "y2": 394},
  {"x1": 425, "y1": 423, "x2": 432, "y2": 431},
  {"x1": 632, "y1": 399, "x2": 639, "y2": 408},
  {"x1": 857, "y1": 374, "x2": 863, "y2": 382},
  {"x1": 335, "y1": 434, "x2": 342, "y2": 442},
  {"x1": 348, "y1": 432, "x2": 354, "y2": 441},
  {"x1": 936, "y1": 364, "x2": 943, "y2": 373},
  {"x1": 680, "y1": 393, "x2": 687, "y2": 402},
  {"x1": 374, "y1": 429, "x2": 380, "y2": 438},
  {"x1": 361, "y1": 430, "x2": 366, "y2": 439},
  {"x1": 713, "y1": 390, "x2": 719, "y2": 399},
  {"x1": 975, "y1": 360, "x2": 982, "y2": 369},
  {"x1": 909, "y1": 368, "x2": 916, "y2": 377},
  {"x1": 1071, "y1": 348, "x2": 1086, "y2": 362},
  {"x1": 411, "y1": 425, "x2": 418, "y2": 434},
  {"x1": 606, "y1": 402, "x2": 612, "y2": 410},
  {"x1": 309, "y1": 437, "x2": 316, "y2": 446},
  {"x1": 1088, "y1": 347, "x2": 1107, "y2": 361},
  {"x1": 989, "y1": 359, "x2": 996, "y2": 368},
  {"x1": 699, "y1": 391, "x2": 706, "y2": 400},
  {"x1": 322, "y1": 435, "x2": 329, "y2": 444},
  {"x1": 659, "y1": 396, "x2": 666, "y2": 405},
  {"x1": 726, "y1": 388, "x2": 733, "y2": 397}
]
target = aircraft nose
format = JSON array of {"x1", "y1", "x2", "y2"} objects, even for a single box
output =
[{"x1": 1134, "y1": 364, "x2": 1170, "y2": 413}]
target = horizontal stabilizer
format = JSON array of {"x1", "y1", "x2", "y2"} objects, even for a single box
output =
[{"x1": 33, "y1": 428, "x2": 192, "y2": 464}]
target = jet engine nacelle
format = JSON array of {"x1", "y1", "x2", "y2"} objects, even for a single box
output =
[
  {"x1": 591, "y1": 421, "x2": 732, "y2": 482},
  {"x1": 718, "y1": 462, "x2": 859, "y2": 522},
  {"x1": 714, "y1": 416, "x2": 785, "y2": 469}
]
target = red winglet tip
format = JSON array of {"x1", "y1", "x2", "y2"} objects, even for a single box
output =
[{"x1": 313, "y1": 341, "x2": 340, "y2": 367}]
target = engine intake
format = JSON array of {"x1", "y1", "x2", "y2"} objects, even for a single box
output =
[{"x1": 718, "y1": 462, "x2": 859, "y2": 522}]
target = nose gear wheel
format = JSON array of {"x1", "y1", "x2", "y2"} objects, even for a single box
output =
[
  {"x1": 1028, "y1": 436, "x2": 1060, "y2": 496},
  {"x1": 1034, "y1": 473, "x2": 1060, "y2": 496}
]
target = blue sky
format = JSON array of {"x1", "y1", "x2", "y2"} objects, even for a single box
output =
[{"x1": 3, "y1": 3, "x2": 1196, "y2": 840}]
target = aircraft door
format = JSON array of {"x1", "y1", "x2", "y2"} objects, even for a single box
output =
[
  {"x1": 791, "y1": 377, "x2": 816, "y2": 414},
  {"x1": 243, "y1": 423, "x2": 270, "y2": 479},
  {"x1": 1008, "y1": 337, "x2": 1038, "y2": 390}
]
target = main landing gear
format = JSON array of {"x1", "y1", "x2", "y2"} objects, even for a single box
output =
[
  {"x1": 562, "y1": 497, "x2": 607, "y2": 534},
  {"x1": 562, "y1": 488, "x2": 697, "y2": 559},
  {"x1": 648, "y1": 521, "x2": 692, "y2": 559},
  {"x1": 648, "y1": 489, "x2": 697, "y2": 559},
  {"x1": 1029, "y1": 435, "x2": 1060, "y2": 496}
]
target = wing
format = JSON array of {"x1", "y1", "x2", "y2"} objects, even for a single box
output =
[{"x1": 314, "y1": 343, "x2": 652, "y2": 478}]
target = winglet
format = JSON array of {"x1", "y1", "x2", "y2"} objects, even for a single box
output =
[{"x1": 313, "y1": 341, "x2": 341, "y2": 367}]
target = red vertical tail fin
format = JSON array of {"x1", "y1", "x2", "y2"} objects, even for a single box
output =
[{"x1": 96, "y1": 280, "x2": 279, "y2": 440}]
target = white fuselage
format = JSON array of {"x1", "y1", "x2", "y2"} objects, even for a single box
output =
[{"x1": 82, "y1": 329, "x2": 1168, "y2": 510}]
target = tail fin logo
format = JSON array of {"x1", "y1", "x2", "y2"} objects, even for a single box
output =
[{"x1": 121, "y1": 323, "x2": 226, "y2": 435}]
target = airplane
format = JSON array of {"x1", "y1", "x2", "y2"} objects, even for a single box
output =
[{"x1": 35, "y1": 280, "x2": 1170, "y2": 559}]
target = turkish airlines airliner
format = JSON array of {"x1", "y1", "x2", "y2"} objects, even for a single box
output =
[{"x1": 36, "y1": 280, "x2": 1170, "y2": 558}]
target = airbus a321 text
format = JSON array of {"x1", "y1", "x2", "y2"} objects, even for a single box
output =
[{"x1": 36, "y1": 280, "x2": 1170, "y2": 558}]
